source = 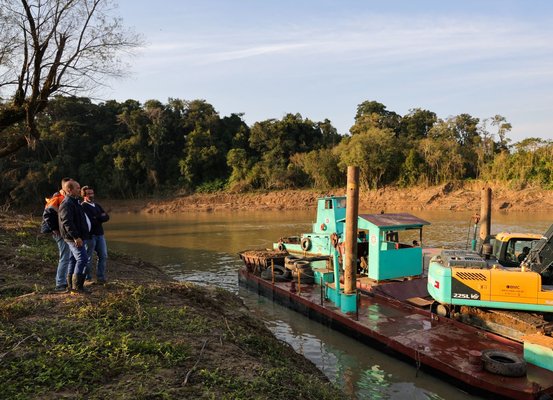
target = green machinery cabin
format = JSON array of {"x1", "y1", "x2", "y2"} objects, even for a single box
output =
[
  {"x1": 273, "y1": 195, "x2": 431, "y2": 282},
  {"x1": 351, "y1": 213, "x2": 430, "y2": 281},
  {"x1": 275, "y1": 195, "x2": 347, "y2": 255}
]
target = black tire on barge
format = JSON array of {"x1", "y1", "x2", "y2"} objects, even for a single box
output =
[
  {"x1": 291, "y1": 260, "x2": 315, "y2": 284},
  {"x1": 261, "y1": 265, "x2": 291, "y2": 281},
  {"x1": 481, "y1": 349, "x2": 527, "y2": 377},
  {"x1": 285, "y1": 255, "x2": 300, "y2": 269}
]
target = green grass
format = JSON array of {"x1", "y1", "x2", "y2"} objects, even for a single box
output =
[
  {"x1": 0, "y1": 214, "x2": 344, "y2": 400},
  {"x1": 198, "y1": 366, "x2": 339, "y2": 400},
  {"x1": 0, "y1": 287, "x2": 193, "y2": 399}
]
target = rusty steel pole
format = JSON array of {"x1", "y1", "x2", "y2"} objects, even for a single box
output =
[
  {"x1": 344, "y1": 166, "x2": 359, "y2": 294},
  {"x1": 479, "y1": 187, "x2": 492, "y2": 241}
]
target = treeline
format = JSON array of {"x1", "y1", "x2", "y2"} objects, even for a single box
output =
[{"x1": 0, "y1": 96, "x2": 551, "y2": 207}]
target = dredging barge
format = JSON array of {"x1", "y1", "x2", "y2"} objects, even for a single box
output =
[{"x1": 238, "y1": 187, "x2": 553, "y2": 399}]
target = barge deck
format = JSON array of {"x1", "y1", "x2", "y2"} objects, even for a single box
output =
[{"x1": 238, "y1": 267, "x2": 553, "y2": 400}]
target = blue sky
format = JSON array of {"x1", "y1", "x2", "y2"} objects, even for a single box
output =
[{"x1": 103, "y1": 0, "x2": 553, "y2": 142}]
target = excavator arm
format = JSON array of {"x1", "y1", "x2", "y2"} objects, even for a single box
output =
[{"x1": 522, "y1": 224, "x2": 553, "y2": 280}]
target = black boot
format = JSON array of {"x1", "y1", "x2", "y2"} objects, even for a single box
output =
[
  {"x1": 66, "y1": 274, "x2": 73, "y2": 292},
  {"x1": 73, "y1": 274, "x2": 91, "y2": 294}
]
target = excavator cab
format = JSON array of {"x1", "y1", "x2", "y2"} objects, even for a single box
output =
[{"x1": 480, "y1": 232, "x2": 542, "y2": 268}]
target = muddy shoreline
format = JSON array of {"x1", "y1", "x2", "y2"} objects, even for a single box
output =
[{"x1": 103, "y1": 182, "x2": 553, "y2": 214}]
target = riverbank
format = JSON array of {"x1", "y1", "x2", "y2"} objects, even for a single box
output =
[
  {"x1": 0, "y1": 213, "x2": 342, "y2": 399},
  {"x1": 103, "y1": 181, "x2": 553, "y2": 214}
]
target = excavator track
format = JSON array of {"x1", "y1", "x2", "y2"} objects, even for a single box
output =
[{"x1": 457, "y1": 306, "x2": 553, "y2": 342}]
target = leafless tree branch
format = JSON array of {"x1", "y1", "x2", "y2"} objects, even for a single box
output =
[{"x1": 0, "y1": 0, "x2": 143, "y2": 157}]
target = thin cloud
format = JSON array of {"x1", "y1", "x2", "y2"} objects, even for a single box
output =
[
  {"x1": 137, "y1": 15, "x2": 553, "y2": 71},
  {"x1": 110, "y1": 7, "x2": 553, "y2": 140}
]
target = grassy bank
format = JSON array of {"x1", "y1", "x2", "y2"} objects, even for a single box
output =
[{"x1": 0, "y1": 213, "x2": 342, "y2": 399}]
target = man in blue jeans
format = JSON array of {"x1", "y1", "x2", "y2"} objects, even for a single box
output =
[
  {"x1": 81, "y1": 186, "x2": 110, "y2": 284},
  {"x1": 41, "y1": 177, "x2": 73, "y2": 291},
  {"x1": 58, "y1": 180, "x2": 91, "y2": 293}
]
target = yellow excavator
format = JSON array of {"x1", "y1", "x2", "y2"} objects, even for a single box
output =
[{"x1": 428, "y1": 224, "x2": 553, "y2": 339}]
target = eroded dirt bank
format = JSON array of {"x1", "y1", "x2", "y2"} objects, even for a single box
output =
[{"x1": 105, "y1": 182, "x2": 553, "y2": 214}]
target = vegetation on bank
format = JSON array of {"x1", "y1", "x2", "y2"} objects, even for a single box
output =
[
  {"x1": 0, "y1": 214, "x2": 343, "y2": 399},
  {"x1": 1, "y1": 96, "x2": 552, "y2": 210}
]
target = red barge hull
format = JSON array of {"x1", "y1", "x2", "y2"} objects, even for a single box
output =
[{"x1": 238, "y1": 267, "x2": 553, "y2": 400}]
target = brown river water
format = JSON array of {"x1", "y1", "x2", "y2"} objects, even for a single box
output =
[{"x1": 106, "y1": 209, "x2": 551, "y2": 400}]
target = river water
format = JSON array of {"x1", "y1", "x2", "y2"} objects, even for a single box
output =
[{"x1": 106, "y1": 209, "x2": 551, "y2": 400}]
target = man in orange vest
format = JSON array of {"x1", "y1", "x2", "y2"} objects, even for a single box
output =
[{"x1": 41, "y1": 177, "x2": 73, "y2": 291}]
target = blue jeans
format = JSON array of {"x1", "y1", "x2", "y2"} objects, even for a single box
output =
[
  {"x1": 54, "y1": 234, "x2": 71, "y2": 287},
  {"x1": 85, "y1": 235, "x2": 108, "y2": 280},
  {"x1": 67, "y1": 241, "x2": 89, "y2": 276}
]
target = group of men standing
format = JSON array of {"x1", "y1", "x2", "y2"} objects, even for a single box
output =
[{"x1": 42, "y1": 178, "x2": 109, "y2": 293}]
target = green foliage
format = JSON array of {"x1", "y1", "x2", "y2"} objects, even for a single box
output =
[
  {"x1": 482, "y1": 139, "x2": 553, "y2": 188},
  {"x1": 246, "y1": 113, "x2": 330, "y2": 189},
  {"x1": 0, "y1": 319, "x2": 190, "y2": 399},
  {"x1": 290, "y1": 148, "x2": 344, "y2": 189},
  {"x1": 399, "y1": 108, "x2": 437, "y2": 140},
  {"x1": 0, "y1": 297, "x2": 53, "y2": 321},
  {"x1": 195, "y1": 179, "x2": 228, "y2": 193},
  {"x1": 198, "y1": 366, "x2": 340, "y2": 400},
  {"x1": 399, "y1": 148, "x2": 425, "y2": 187},
  {"x1": 352, "y1": 101, "x2": 401, "y2": 135},
  {"x1": 178, "y1": 100, "x2": 238, "y2": 189},
  {"x1": 0, "y1": 284, "x2": 205, "y2": 399},
  {"x1": 334, "y1": 127, "x2": 399, "y2": 189},
  {"x1": 418, "y1": 137, "x2": 465, "y2": 185},
  {"x1": 227, "y1": 148, "x2": 253, "y2": 188},
  {"x1": 0, "y1": 96, "x2": 551, "y2": 207}
]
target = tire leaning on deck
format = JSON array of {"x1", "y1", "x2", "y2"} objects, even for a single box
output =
[
  {"x1": 291, "y1": 260, "x2": 315, "y2": 284},
  {"x1": 481, "y1": 349, "x2": 527, "y2": 377},
  {"x1": 285, "y1": 255, "x2": 300, "y2": 269},
  {"x1": 260, "y1": 264, "x2": 291, "y2": 281}
]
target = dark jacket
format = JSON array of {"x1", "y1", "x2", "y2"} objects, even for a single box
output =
[
  {"x1": 40, "y1": 192, "x2": 65, "y2": 233},
  {"x1": 81, "y1": 201, "x2": 109, "y2": 236},
  {"x1": 59, "y1": 196, "x2": 91, "y2": 242}
]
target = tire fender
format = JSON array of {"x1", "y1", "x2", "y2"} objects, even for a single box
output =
[
  {"x1": 261, "y1": 264, "x2": 291, "y2": 281},
  {"x1": 301, "y1": 237, "x2": 312, "y2": 251},
  {"x1": 481, "y1": 350, "x2": 527, "y2": 377}
]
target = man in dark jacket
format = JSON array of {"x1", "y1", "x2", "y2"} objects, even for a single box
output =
[
  {"x1": 41, "y1": 177, "x2": 73, "y2": 291},
  {"x1": 81, "y1": 186, "x2": 110, "y2": 283},
  {"x1": 58, "y1": 180, "x2": 91, "y2": 293}
]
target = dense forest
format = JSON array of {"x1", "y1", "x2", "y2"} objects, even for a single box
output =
[{"x1": 0, "y1": 96, "x2": 551, "y2": 207}]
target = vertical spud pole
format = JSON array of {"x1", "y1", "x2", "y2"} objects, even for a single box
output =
[
  {"x1": 344, "y1": 166, "x2": 359, "y2": 294},
  {"x1": 479, "y1": 187, "x2": 492, "y2": 242}
]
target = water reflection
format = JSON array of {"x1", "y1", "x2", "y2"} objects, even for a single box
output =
[
  {"x1": 239, "y1": 289, "x2": 467, "y2": 400},
  {"x1": 106, "y1": 209, "x2": 551, "y2": 400}
]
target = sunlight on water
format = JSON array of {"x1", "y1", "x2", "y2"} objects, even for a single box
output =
[{"x1": 106, "y1": 209, "x2": 551, "y2": 400}]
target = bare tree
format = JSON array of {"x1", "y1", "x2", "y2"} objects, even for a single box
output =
[{"x1": 0, "y1": 0, "x2": 142, "y2": 157}]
